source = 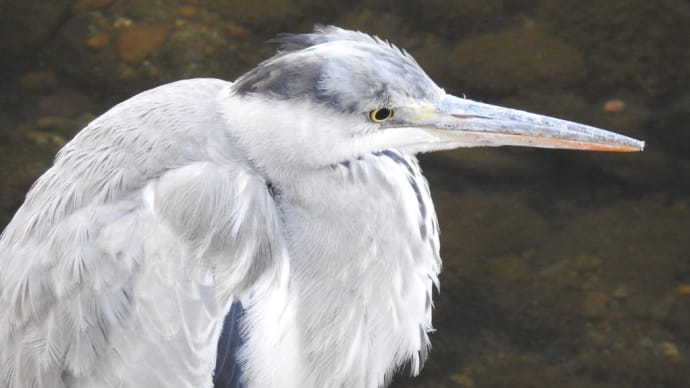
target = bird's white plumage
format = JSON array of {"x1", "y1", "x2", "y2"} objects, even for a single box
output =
[
  {"x1": 237, "y1": 152, "x2": 440, "y2": 388},
  {"x1": 0, "y1": 25, "x2": 450, "y2": 388},
  {"x1": 0, "y1": 25, "x2": 644, "y2": 388},
  {"x1": 0, "y1": 79, "x2": 288, "y2": 388},
  {"x1": 0, "y1": 75, "x2": 440, "y2": 388}
]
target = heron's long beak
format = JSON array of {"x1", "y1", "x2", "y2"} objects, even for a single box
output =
[{"x1": 398, "y1": 94, "x2": 644, "y2": 152}]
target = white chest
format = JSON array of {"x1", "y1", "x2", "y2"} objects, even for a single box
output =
[{"x1": 240, "y1": 152, "x2": 441, "y2": 387}]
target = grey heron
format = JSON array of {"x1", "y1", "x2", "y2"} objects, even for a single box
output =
[{"x1": 0, "y1": 26, "x2": 643, "y2": 388}]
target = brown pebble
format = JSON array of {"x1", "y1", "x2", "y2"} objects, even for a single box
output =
[
  {"x1": 36, "y1": 117, "x2": 76, "y2": 134},
  {"x1": 119, "y1": 26, "x2": 168, "y2": 64},
  {"x1": 582, "y1": 291, "x2": 609, "y2": 318},
  {"x1": 603, "y1": 99, "x2": 625, "y2": 113},
  {"x1": 450, "y1": 373, "x2": 475, "y2": 387},
  {"x1": 675, "y1": 284, "x2": 690, "y2": 295},
  {"x1": 175, "y1": 5, "x2": 198, "y2": 17},
  {"x1": 86, "y1": 33, "x2": 111, "y2": 49},
  {"x1": 487, "y1": 256, "x2": 529, "y2": 282},
  {"x1": 573, "y1": 254, "x2": 602, "y2": 272},
  {"x1": 51, "y1": 135, "x2": 67, "y2": 148},
  {"x1": 24, "y1": 131, "x2": 50, "y2": 145},
  {"x1": 670, "y1": 200, "x2": 688, "y2": 211},
  {"x1": 660, "y1": 341, "x2": 680, "y2": 359},
  {"x1": 586, "y1": 329, "x2": 610, "y2": 347},
  {"x1": 74, "y1": 0, "x2": 114, "y2": 12},
  {"x1": 612, "y1": 285, "x2": 629, "y2": 299},
  {"x1": 20, "y1": 71, "x2": 58, "y2": 90},
  {"x1": 39, "y1": 90, "x2": 95, "y2": 117},
  {"x1": 226, "y1": 23, "x2": 251, "y2": 38},
  {"x1": 543, "y1": 365, "x2": 562, "y2": 379},
  {"x1": 113, "y1": 17, "x2": 133, "y2": 29}
]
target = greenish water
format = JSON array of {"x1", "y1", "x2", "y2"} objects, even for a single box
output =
[{"x1": 1, "y1": 1, "x2": 689, "y2": 387}]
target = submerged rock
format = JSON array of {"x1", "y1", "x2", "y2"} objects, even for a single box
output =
[
  {"x1": 434, "y1": 191, "x2": 549, "y2": 260},
  {"x1": 447, "y1": 26, "x2": 585, "y2": 96},
  {"x1": 118, "y1": 25, "x2": 169, "y2": 64}
]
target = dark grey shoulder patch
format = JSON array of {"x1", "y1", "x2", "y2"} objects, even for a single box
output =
[
  {"x1": 233, "y1": 56, "x2": 323, "y2": 99},
  {"x1": 234, "y1": 25, "x2": 379, "y2": 100}
]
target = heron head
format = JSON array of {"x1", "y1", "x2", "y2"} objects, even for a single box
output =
[{"x1": 224, "y1": 26, "x2": 643, "y2": 174}]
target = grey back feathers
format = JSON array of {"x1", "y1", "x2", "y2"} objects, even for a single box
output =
[
  {"x1": 1, "y1": 26, "x2": 444, "y2": 388},
  {"x1": 0, "y1": 79, "x2": 288, "y2": 388},
  {"x1": 233, "y1": 26, "x2": 439, "y2": 113}
]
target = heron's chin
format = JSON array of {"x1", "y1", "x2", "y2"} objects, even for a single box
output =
[{"x1": 373, "y1": 126, "x2": 461, "y2": 155}]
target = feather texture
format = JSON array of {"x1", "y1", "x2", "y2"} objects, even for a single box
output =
[
  {"x1": 0, "y1": 79, "x2": 287, "y2": 388},
  {"x1": 2, "y1": 26, "x2": 447, "y2": 388}
]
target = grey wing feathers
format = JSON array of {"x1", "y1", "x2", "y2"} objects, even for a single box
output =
[{"x1": 0, "y1": 79, "x2": 287, "y2": 388}]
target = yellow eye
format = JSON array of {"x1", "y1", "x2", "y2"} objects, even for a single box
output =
[{"x1": 369, "y1": 108, "x2": 394, "y2": 123}]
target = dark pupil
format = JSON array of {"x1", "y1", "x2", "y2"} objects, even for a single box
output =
[{"x1": 374, "y1": 108, "x2": 391, "y2": 121}]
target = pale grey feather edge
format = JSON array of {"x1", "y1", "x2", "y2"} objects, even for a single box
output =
[{"x1": 0, "y1": 78, "x2": 286, "y2": 388}]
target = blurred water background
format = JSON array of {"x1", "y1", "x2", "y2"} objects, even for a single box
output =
[{"x1": 1, "y1": 0, "x2": 689, "y2": 387}]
